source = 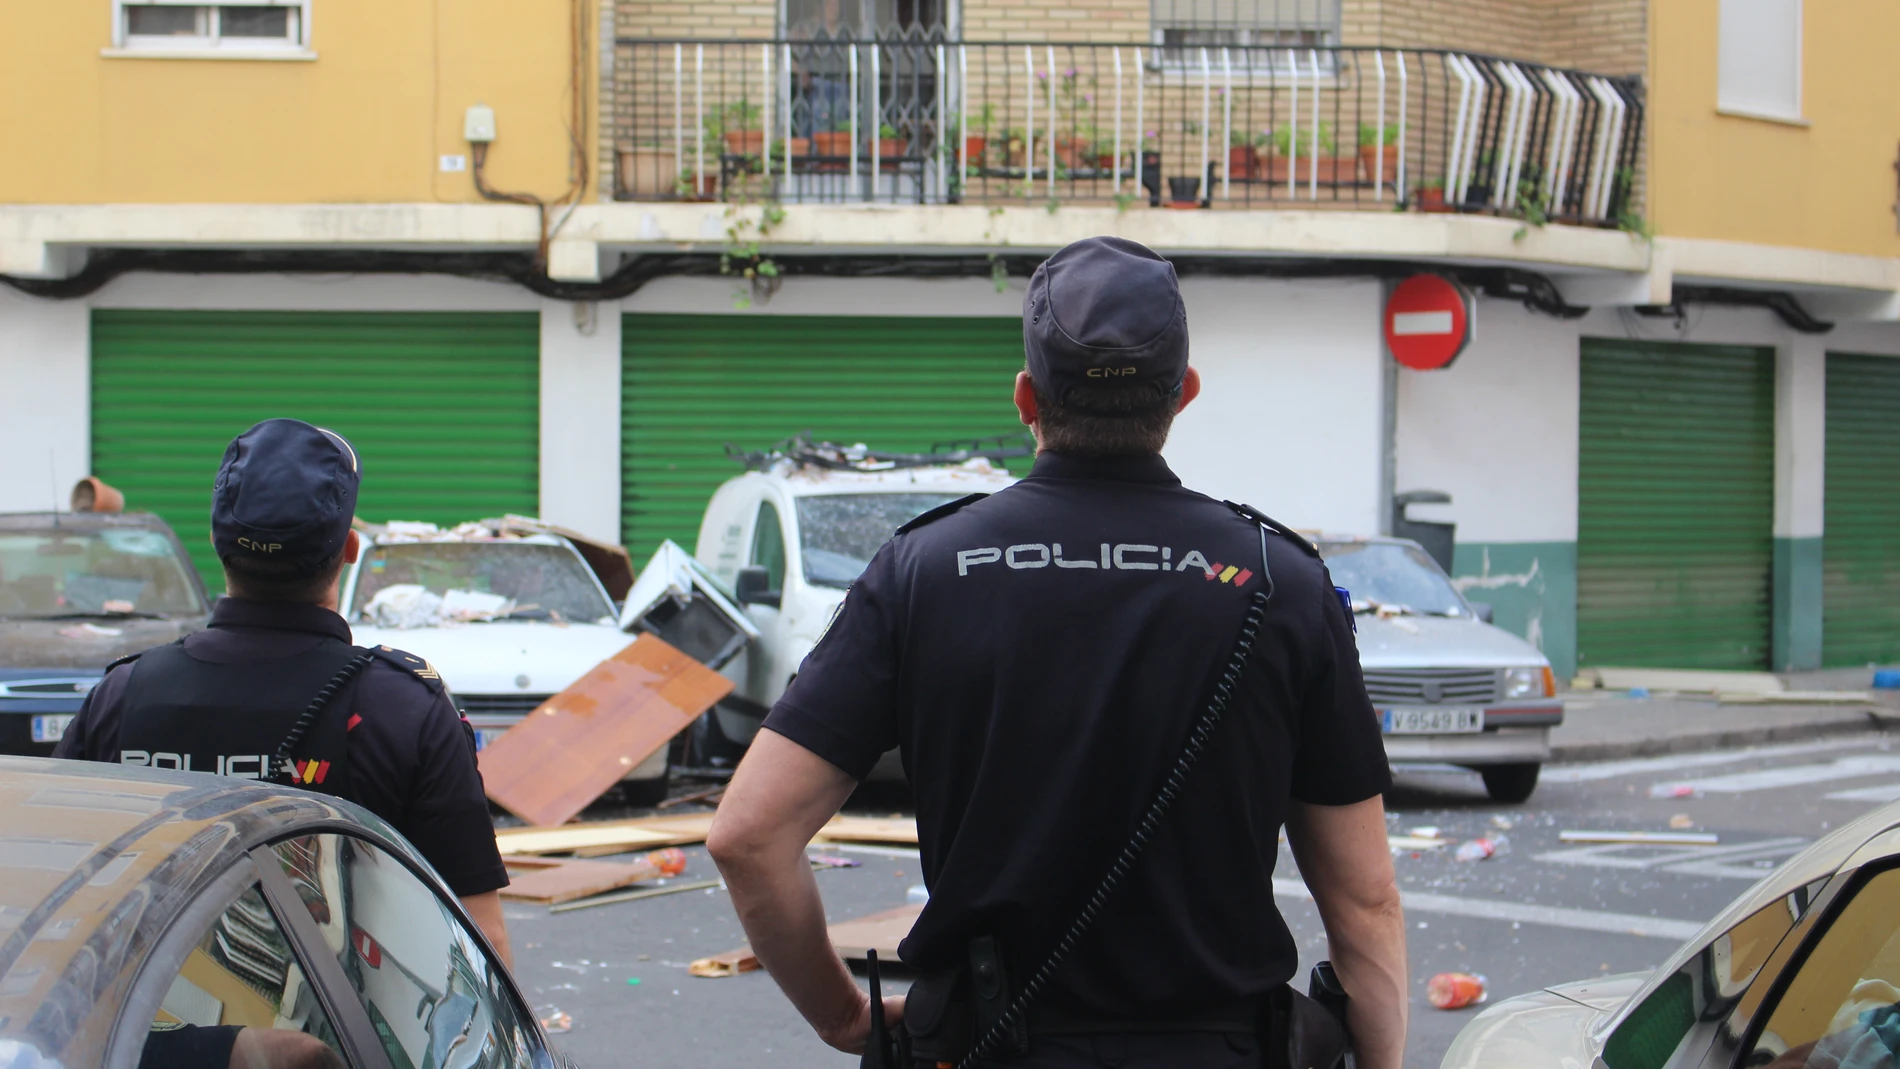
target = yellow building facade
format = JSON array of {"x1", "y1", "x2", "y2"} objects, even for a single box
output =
[{"x1": 0, "y1": 0, "x2": 599, "y2": 205}]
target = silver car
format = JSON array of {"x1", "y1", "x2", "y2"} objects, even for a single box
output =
[
  {"x1": 1444, "y1": 797, "x2": 1900, "y2": 1069},
  {"x1": 1316, "y1": 536, "x2": 1564, "y2": 803}
]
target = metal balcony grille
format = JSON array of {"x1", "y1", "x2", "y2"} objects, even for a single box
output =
[
  {"x1": 609, "y1": 38, "x2": 1643, "y2": 223},
  {"x1": 1361, "y1": 668, "x2": 1501, "y2": 706}
]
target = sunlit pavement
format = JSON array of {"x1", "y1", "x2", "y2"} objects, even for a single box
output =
[{"x1": 503, "y1": 732, "x2": 1899, "y2": 1068}]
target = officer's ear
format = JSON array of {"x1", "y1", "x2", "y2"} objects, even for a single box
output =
[
  {"x1": 1014, "y1": 371, "x2": 1040, "y2": 428},
  {"x1": 342, "y1": 529, "x2": 362, "y2": 566},
  {"x1": 1176, "y1": 367, "x2": 1202, "y2": 413}
]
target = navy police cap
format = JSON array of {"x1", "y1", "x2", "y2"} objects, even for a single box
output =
[
  {"x1": 212, "y1": 419, "x2": 360, "y2": 570},
  {"x1": 1024, "y1": 236, "x2": 1188, "y2": 411}
]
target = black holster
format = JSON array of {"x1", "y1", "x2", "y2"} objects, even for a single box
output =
[{"x1": 903, "y1": 935, "x2": 1026, "y2": 1065}]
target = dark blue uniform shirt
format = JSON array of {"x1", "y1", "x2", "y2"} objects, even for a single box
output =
[
  {"x1": 54, "y1": 597, "x2": 508, "y2": 897},
  {"x1": 763, "y1": 451, "x2": 1390, "y2": 1015}
]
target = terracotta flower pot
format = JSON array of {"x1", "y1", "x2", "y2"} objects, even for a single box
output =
[
  {"x1": 1359, "y1": 144, "x2": 1398, "y2": 186},
  {"x1": 617, "y1": 145, "x2": 679, "y2": 197},
  {"x1": 1227, "y1": 145, "x2": 1257, "y2": 181},
  {"x1": 961, "y1": 136, "x2": 987, "y2": 165},
  {"x1": 70, "y1": 476, "x2": 124, "y2": 514},
  {"x1": 1053, "y1": 137, "x2": 1086, "y2": 169},
  {"x1": 812, "y1": 130, "x2": 853, "y2": 171},
  {"x1": 723, "y1": 130, "x2": 765, "y2": 156},
  {"x1": 1416, "y1": 187, "x2": 1450, "y2": 212},
  {"x1": 878, "y1": 137, "x2": 904, "y2": 172},
  {"x1": 1096, "y1": 153, "x2": 1118, "y2": 172}
]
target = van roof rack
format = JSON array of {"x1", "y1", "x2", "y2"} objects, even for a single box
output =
[{"x1": 726, "y1": 433, "x2": 1035, "y2": 473}]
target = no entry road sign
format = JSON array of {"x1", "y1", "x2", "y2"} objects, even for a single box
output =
[{"x1": 1385, "y1": 274, "x2": 1472, "y2": 370}]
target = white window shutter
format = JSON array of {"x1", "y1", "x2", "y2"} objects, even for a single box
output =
[{"x1": 1718, "y1": 0, "x2": 1802, "y2": 120}]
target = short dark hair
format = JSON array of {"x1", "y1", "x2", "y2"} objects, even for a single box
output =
[
  {"x1": 1031, "y1": 379, "x2": 1181, "y2": 457},
  {"x1": 221, "y1": 551, "x2": 346, "y2": 604}
]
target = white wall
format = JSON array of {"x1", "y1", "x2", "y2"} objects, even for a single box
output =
[
  {"x1": 1395, "y1": 296, "x2": 1581, "y2": 543},
  {"x1": 539, "y1": 300, "x2": 622, "y2": 543},
  {"x1": 0, "y1": 289, "x2": 89, "y2": 512},
  {"x1": 1166, "y1": 277, "x2": 1385, "y2": 533},
  {"x1": 89, "y1": 272, "x2": 536, "y2": 311}
]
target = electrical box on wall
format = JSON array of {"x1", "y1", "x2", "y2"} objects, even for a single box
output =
[{"x1": 464, "y1": 104, "x2": 497, "y2": 143}]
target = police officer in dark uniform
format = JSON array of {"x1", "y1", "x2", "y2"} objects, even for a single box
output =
[
  {"x1": 709, "y1": 237, "x2": 1408, "y2": 1069},
  {"x1": 55, "y1": 419, "x2": 512, "y2": 961}
]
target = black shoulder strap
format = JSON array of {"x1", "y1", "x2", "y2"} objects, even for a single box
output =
[
  {"x1": 896, "y1": 493, "x2": 988, "y2": 534},
  {"x1": 1223, "y1": 501, "x2": 1321, "y2": 560},
  {"x1": 270, "y1": 650, "x2": 377, "y2": 785}
]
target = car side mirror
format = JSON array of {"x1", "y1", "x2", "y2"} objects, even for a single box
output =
[
  {"x1": 1468, "y1": 600, "x2": 1494, "y2": 624},
  {"x1": 734, "y1": 566, "x2": 781, "y2": 609}
]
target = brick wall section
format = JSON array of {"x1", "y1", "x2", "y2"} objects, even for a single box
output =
[
  {"x1": 961, "y1": 0, "x2": 1148, "y2": 43},
  {"x1": 1338, "y1": 0, "x2": 1645, "y2": 76}
]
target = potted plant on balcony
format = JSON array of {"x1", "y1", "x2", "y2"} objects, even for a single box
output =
[
  {"x1": 1414, "y1": 177, "x2": 1450, "y2": 212},
  {"x1": 617, "y1": 141, "x2": 679, "y2": 199},
  {"x1": 812, "y1": 117, "x2": 852, "y2": 170},
  {"x1": 1270, "y1": 121, "x2": 1349, "y2": 184},
  {"x1": 1358, "y1": 122, "x2": 1398, "y2": 187},
  {"x1": 720, "y1": 100, "x2": 766, "y2": 160},
  {"x1": 948, "y1": 103, "x2": 994, "y2": 168},
  {"x1": 877, "y1": 122, "x2": 904, "y2": 171},
  {"x1": 1228, "y1": 129, "x2": 1266, "y2": 181}
]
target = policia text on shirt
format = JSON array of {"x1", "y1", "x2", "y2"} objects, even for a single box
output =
[{"x1": 708, "y1": 238, "x2": 1409, "y2": 1069}]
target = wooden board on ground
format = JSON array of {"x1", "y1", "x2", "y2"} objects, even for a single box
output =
[
  {"x1": 826, "y1": 903, "x2": 924, "y2": 961},
  {"x1": 500, "y1": 856, "x2": 678, "y2": 905},
  {"x1": 494, "y1": 813, "x2": 720, "y2": 857},
  {"x1": 813, "y1": 816, "x2": 919, "y2": 846},
  {"x1": 1579, "y1": 667, "x2": 1785, "y2": 695},
  {"x1": 690, "y1": 902, "x2": 923, "y2": 978},
  {"x1": 478, "y1": 634, "x2": 732, "y2": 827},
  {"x1": 1717, "y1": 690, "x2": 1872, "y2": 705}
]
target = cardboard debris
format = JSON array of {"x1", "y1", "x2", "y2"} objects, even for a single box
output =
[
  {"x1": 1574, "y1": 667, "x2": 1784, "y2": 696},
  {"x1": 479, "y1": 634, "x2": 733, "y2": 827},
  {"x1": 1389, "y1": 835, "x2": 1450, "y2": 851},
  {"x1": 1558, "y1": 830, "x2": 1719, "y2": 846},
  {"x1": 814, "y1": 816, "x2": 919, "y2": 846},
  {"x1": 1716, "y1": 690, "x2": 1872, "y2": 705},
  {"x1": 688, "y1": 947, "x2": 760, "y2": 978},
  {"x1": 501, "y1": 848, "x2": 687, "y2": 905},
  {"x1": 692, "y1": 903, "x2": 925, "y2": 979}
]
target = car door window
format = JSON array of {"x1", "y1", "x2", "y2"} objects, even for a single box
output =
[
  {"x1": 1744, "y1": 866, "x2": 1900, "y2": 1069},
  {"x1": 271, "y1": 833, "x2": 540, "y2": 1069},
  {"x1": 750, "y1": 502, "x2": 787, "y2": 591},
  {"x1": 141, "y1": 882, "x2": 349, "y2": 1069}
]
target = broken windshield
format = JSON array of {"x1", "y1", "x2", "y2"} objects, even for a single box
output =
[
  {"x1": 0, "y1": 528, "x2": 204, "y2": 619},
  {"x1": 1317, "y1": 541, "x2": 1469, "y2": 617},
  {"x1": 796, "y1": 493, "x2": 965, "y2": 587},
  {"x1": 348, "y1": 542, "x2": 615, "y2": 626}
]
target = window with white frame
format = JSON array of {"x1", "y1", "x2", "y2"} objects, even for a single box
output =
[
  {"x1": 1151, "y1": 0, "x2": 1338, "y2": 68},
  {"x1": 1717, "y1": 0, "x2": 1801, "y2": 121},
  {"x1": 114, "y1": 0, "x2": 309, "y2": 53}
]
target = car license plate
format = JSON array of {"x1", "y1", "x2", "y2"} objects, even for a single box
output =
[
  {"x1": 474, "y1": 728, "x2": 507, "y2": 751},
  {"x1": 31, "y1": 715, "x2": 74, "y2": 743},
  {"x1": 1382, "y1": 707, "x2": 1484, "y2": 734}
]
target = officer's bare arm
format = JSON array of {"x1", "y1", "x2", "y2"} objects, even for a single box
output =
[
  {"x1": 1285, "y1": 796, "x2": 1408, "y2": 1069},
  {"x1": 709, "y1": 729, "x2": 904, "y2": 1053},
  {"x1": 458, "y1": 892, "x2": 514, "y2": 969}
]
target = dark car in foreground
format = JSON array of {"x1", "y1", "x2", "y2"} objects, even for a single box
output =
[
  {"x1": 1444, "y1": 797, "x2": 1900, "y2": 1069},
  {"x1": 0, "y1": 511, "x2": 211, "y2": 755},
  {"x1": 0, "y1": 756, "x2": 561, "y2": 1069}
]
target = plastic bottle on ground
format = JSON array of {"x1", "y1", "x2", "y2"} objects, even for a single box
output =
[{"x1": 1426, "y1": 973, "x2": 1488, "y2": 1010}]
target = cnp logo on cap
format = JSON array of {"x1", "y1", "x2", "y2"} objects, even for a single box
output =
[{"x1": 211, "y1": 419, "x2": 361, "y2": 570}]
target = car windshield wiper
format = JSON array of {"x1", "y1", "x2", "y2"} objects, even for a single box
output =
[{"x1": 31, "y1": 610, "x2": 170, "y2": 621}]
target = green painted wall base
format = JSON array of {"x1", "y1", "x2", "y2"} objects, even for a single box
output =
[
  {"x1": 1774, "y1": 536, "x2": 1824, "y2": 671},
  {"x1": 1449, "y1": 542, "x2": 1579, "y2": 680}
]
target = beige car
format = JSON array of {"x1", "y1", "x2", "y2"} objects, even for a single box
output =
[{"x1": 1443, "y1": 797, "x2": 1900, "y2": 1069}]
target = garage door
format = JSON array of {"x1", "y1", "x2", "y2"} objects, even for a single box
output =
[
  {"x1": 1577, "y1": 339, "x2": 1775, "y2": 669},
  {"x1": 621, "y1": 315, "x2": 1029, "y2": 562},
  {"x1": 92, "y1": 310, "x2": 540, "y2": 591},
  {"x1": 1824, "y1": 352, "x2": 1900, "y2": 666}
]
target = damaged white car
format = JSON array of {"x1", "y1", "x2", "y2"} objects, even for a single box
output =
[{"x1": 341, "y1": 519, "x2": 673, "y2": 805}]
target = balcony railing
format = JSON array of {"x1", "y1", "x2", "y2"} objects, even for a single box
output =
[{"x1": 609, "y1": 39, "x2": 1643, "y2": 227}]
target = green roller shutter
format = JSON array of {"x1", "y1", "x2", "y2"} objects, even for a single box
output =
[
  {"x1": 621, "y1": 314, "x2": 1030, "y2": 562},
  {"x1": 1577, "y1": 339, "x2": 1774, "y2": 670},
  {"x1": 1824, "y1": 352, "x2": 1900, "y2": 666},
  {"x1": 92, "y1": 310, "x2": 540, "y2": 592}
]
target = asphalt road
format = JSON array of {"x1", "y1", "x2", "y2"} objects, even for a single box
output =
[{"x1": 503, "y1": 731, "x2": 1900, "y2": 1068}]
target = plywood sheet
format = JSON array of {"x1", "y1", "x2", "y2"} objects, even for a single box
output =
[
  {"x1": 500, "y1": 858, "x2": 667, "y2": 905},
  {"x1": 813, "y1": 816, "x2": 919, "y2": 846},
  {"x1": 495, "y1": 813, "x2": 720, "y2": 856},
  {"x1": 479, "y1": 634, "x2": 732, "y2": 827}
]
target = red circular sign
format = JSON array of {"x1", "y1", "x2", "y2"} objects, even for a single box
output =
[{"x1": 1384, "y1": 275, "x2": 1471, "y2": 370}]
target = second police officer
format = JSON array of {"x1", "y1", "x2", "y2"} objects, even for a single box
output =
[
  {"x1": 56, "y1": 419, "x2": 513, "y2": 962},
  {"x1": 709, "y1": 236, "x2": 1408, "y2": 1068}
]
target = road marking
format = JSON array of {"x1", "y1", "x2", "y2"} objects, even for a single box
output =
[
  {"x1": 1542, "y1": 739, "x2": 1868, "y2": 784},
  {"x1": 1826, "y1": 782, "x2": 1900, "y2": 803},
  {"x1": 1272, "y1": 879, "x2": 1701, "y2": 942},
  {"x1": 1652, "y1": 755, "x2": 1900, "y2": 795},
  {"x1": 1534, "y1": 836, "x2": 1809, "y2": 880}
]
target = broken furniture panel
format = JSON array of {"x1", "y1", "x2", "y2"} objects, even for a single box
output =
[{"x1": 619, "y1": 540, "x2": 760, "y2": 670}]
